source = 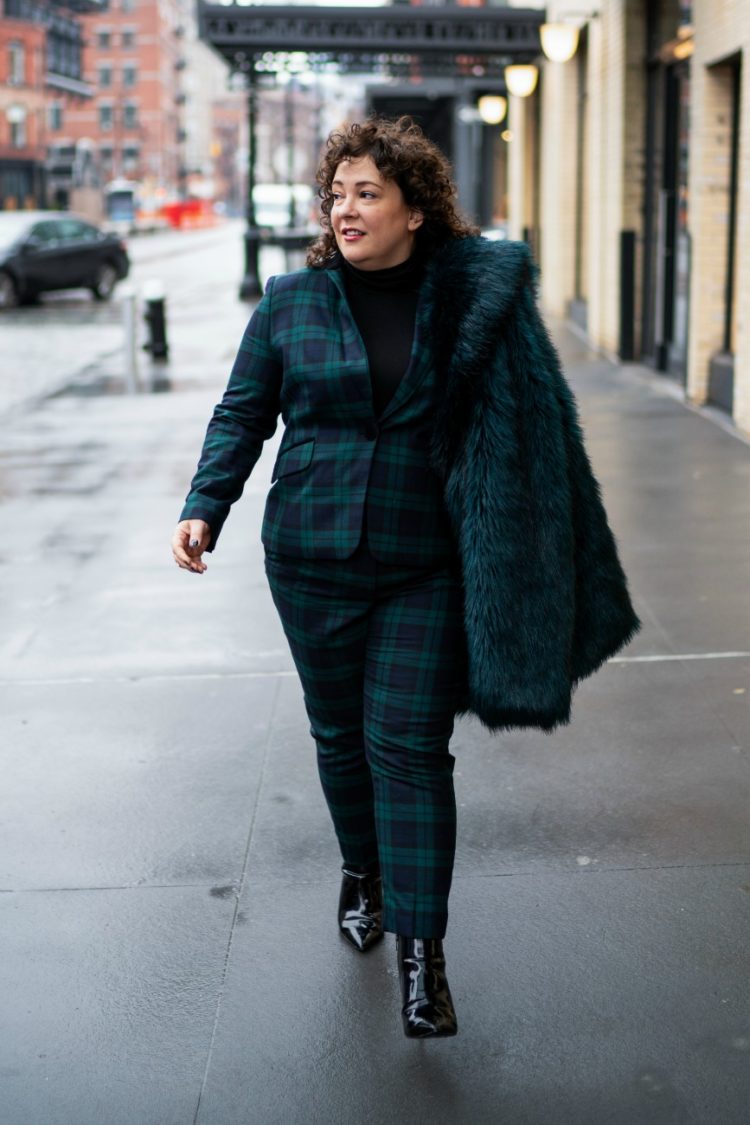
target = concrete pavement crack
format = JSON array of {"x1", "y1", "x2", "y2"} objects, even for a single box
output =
[
  {"x1": 457, "y1": 859, "x2": 750, "y2": 879},
  {"x1": 0, "y1": 882, "x2": 241, "y2": 894},
  {"x1": 192, "y1": 671, "x2": 283, "y2": 1125},
  {"x1": 2, "y1": 858, "x2": 748, "y2": 897}
]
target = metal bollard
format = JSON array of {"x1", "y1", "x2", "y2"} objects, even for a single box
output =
[
  {"x1": 142, "y1": 279, "x2": 169, "y2": 361},
  {"x1": 120, "y1": 283, "x2": 139, "y2": 394}
]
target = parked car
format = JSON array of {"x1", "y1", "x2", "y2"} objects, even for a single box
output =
[{"x1": 0, "y1": 211, "x2": 130, "y2": 309}]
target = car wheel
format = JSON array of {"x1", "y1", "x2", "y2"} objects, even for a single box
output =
[
  {"x1": 0, "y1": 271, "x2": 19, "y2": 310},
  {"x1": 91, "y1": 262, "x2": 118, "y2": 301}
]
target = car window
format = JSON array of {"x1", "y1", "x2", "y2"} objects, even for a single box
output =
[
  {"x1": 29, "y1": 221, "x2": 64, "y2": 245},
  {"x1": 57, "y1": 219, "x2": 100, "y2": 243}
]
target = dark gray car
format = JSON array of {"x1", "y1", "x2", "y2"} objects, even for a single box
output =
[{"x1": 0, "y1": 211, "x2": 130, "y2": 309}]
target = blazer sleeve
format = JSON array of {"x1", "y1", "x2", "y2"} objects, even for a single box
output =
[{"x1": 179, "y1": 276, "x2": 283, "y2": 550}]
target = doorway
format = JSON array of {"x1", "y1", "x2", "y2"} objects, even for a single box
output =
[{"x1": 643, "y1": 56, "x2": 691, "y2": 381}]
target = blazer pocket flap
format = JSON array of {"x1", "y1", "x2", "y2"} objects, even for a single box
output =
[{"x1": 271, "y1": 437, "x2": 315, "y2": 482}]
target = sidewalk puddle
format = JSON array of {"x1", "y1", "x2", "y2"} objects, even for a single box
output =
[{"x1": 51, "y1": 369, "x2": 177, "y2": 397}]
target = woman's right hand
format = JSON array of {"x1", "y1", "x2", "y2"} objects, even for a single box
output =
[{"x1": 171, "y1": 519, "x2": 212, "y2": 574}]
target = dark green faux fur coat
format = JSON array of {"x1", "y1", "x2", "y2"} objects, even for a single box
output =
[{"x1": 422, "y1": 236, "x2": 641, "y2": 733}]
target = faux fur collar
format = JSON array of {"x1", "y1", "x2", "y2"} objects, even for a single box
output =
[{"x1": 423, "y1": 235, "x2": 535, "y2": 334}]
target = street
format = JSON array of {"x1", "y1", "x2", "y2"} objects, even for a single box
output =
[
  {"x1": 0, "y1": 219, "x2": 294, "y2": 415},
  {"x1": 1, "y1": 227, "x2": 749, "y2": 1125}
]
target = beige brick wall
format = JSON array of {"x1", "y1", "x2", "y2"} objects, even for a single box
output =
[
  {"x1": 622, "y1": 2, "x2": 647, "y2": 351},
  {"x1": 507, "y1": 87, "x2": 538, "y2": 244},
  {"x1": 689, "y1": 1, "x2": 750, "y2": 434},
  {"x1": 586, "y1": 1, "x2": 626, "y2": 354},
  {"x1": 510, "y1": 0, "x2": 750, "y2": 433},
  {"x1": 585, "y1": 12, "x2": 606, "y2": 347},
  {"x1": 737, "y1": 57, "x2": 750, "y2": 432},
  {"x1": 538, "y1": 32, "x2": 579, "y2": 318},
  {"x1": 534, "y1": 1, "x2": 647, "y2": 353},
  {"x1": 533, "y1": 0, "x2": 750, "y2": 432},
  {"x1": 586, "y1": 0, "x2": 649, "y2": 355},
  {"x1": 507, "y1": 89, "x2": 527, "y2": 242}
]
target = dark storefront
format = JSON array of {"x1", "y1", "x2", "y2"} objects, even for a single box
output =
[
  {"x1": 0, "y1": 159, "x2": 45, "y2": 211},
  {"x1": 642, "y1": 0, "x2": 741, "y2": 411},
  {"x1": 641, "y1": 1, "x2": 693, "y2": 382}
]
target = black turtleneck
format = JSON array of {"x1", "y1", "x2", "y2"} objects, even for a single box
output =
[{"x1": 341, "y1": 249, "x2": 425, "y2": 417}]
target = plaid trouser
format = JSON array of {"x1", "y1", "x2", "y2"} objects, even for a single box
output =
[{"x1": 264, "y1": 538, "x2": 467, "y2": 939}]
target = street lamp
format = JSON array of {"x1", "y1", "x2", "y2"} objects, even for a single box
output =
[{"x1": 239, "y1": 67, "x2": 262, "y2": 301}]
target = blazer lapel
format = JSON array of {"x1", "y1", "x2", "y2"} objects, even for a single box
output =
[
  {"x1": 325, "y1": 267, "x2": 377, "y2": 418},
  {"x1": 326, "y1": 262, "x2": 434, "y2": 424}
]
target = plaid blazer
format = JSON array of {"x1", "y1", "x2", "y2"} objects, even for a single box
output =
[{"x1": 180, "y1": 262, "x2": 456, "y2": 565}]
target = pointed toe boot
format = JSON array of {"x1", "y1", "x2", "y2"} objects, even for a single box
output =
[
  {"x1": 397, "y1": 936, "x2": 458, "y2": 1038},
  {"x1": 337, "y1": 866, "x2": 384, "y2": 953}
]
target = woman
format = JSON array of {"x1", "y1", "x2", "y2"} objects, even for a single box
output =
[{"x1": 171, "y1": 117, "x2": 640, "y2": 1039}]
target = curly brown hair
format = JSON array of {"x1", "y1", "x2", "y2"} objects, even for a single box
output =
[{"x1": 306, "y1": 115, "x2": 479, "y2": 268}]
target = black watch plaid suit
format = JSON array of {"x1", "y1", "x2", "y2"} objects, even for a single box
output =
[{"x1": 181, "y1": 265, "x2": 467, "y2": 938}]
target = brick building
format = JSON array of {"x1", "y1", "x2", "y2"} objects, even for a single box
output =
[
  {"x1": 180, "y1": 15, "x2": 245, "y2": 208},
  {"x1": 510, "y1": 0, "x2": 749, "y2": 436},
  {"x1": 0, "y1": 0, "x2": 96, "y2": 210},
  {"x1": 55, "y1": 0, "x2": 190, "y2": 202}
]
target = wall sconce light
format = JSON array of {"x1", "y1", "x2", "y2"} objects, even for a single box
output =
[
  {"x1": 477, "y1": 95, "x2": 507, "y2": 125},
  {"x1": 504, "y1": 64, "x2": 539, "y2": 97},
  {"x1": 540, "y1": 23, "x2": 580, "y2": 63},
  {"x1": 659, "y1": 23, "x2": 694, "y2": 62}
]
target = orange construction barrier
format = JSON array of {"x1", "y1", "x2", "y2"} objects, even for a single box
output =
[{"x1": 159, "y1": 199, "x2": 218, "y2": 230}]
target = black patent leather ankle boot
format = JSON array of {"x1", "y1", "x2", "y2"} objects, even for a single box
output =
[
  {"x1": 397, "y1": 936, "x2": 458, "y2": 1038},
  {"x1": 337, "y1": 866, "x2": 383, "y2": 953}
]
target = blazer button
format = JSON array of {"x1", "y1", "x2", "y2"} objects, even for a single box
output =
[{"x1": 362, "y1": 423, "x2": 379, "y2": 441}]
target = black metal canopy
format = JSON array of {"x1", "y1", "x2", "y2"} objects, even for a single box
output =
[{"x1": 198, "y1": 3, "x2": 544, "y2": 77}]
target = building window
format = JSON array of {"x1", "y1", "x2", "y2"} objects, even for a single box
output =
[
  {"x1": 46, "y1": 30, "x2": 83, "y2": 81},
  {"x1": 98, "y1": 30, "x2": 111, "y2": 49},
  {"x1": 121, "y1": 0, "x2": 136, "y2": 11},
  {"x1": 99, "y1": 65, "x2": 112, "y2": 88},
  {"x1": 122, "y1": 29, "x2": 136, "y2": 49},
  {"x1": 100, "y1": 145, "x2": 114, "y2": 170},
  {"x1": 8, "y1": 41, "x2": 25, "y2": 86},
  {"x1": 123, "y1": 102, "x2": 138, "y2": 129},
  {"x1": 123, "y1": 144, "x2": 139, "y2": 172},
  {"x1": 7, "y1": 104, "x2": 27, "y2": 148},
  {"x1": 99, "y1": 103, "x2": 113, "y2": 131},
  {"x1": 123, "y1": 64, "x2": 137, "y2": 87},
  {"x1": 48, "y1": 103, "x2": 64, "y2": 131}
]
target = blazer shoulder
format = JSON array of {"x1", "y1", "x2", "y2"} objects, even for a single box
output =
[{"x1": 266, "y1": 267, "x2": 335, "y2": 299}]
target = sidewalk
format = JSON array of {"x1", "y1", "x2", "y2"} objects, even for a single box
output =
[{"x1": 0, "y1": 306, "x2": 748, "y2": 1125}]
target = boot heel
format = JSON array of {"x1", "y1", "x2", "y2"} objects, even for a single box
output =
[
  {"x1": 338, "y1": 867, "x2": 383, "y2": 953},
  {"x1": 397, "y1": 935, "x2": 458, "y2": 1037}
]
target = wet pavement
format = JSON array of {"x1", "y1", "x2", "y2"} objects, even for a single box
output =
[
  {"x1": 0, "y1": 220, "x2": 298, "y2": 414},
  {"x1": 1, "y1": 254, "x2": 749, "y2": 1124}
]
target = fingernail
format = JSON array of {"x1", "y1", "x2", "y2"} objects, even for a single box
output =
[{"x1": 189, "y1": 539, "x2": 199, "y2": 548}]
